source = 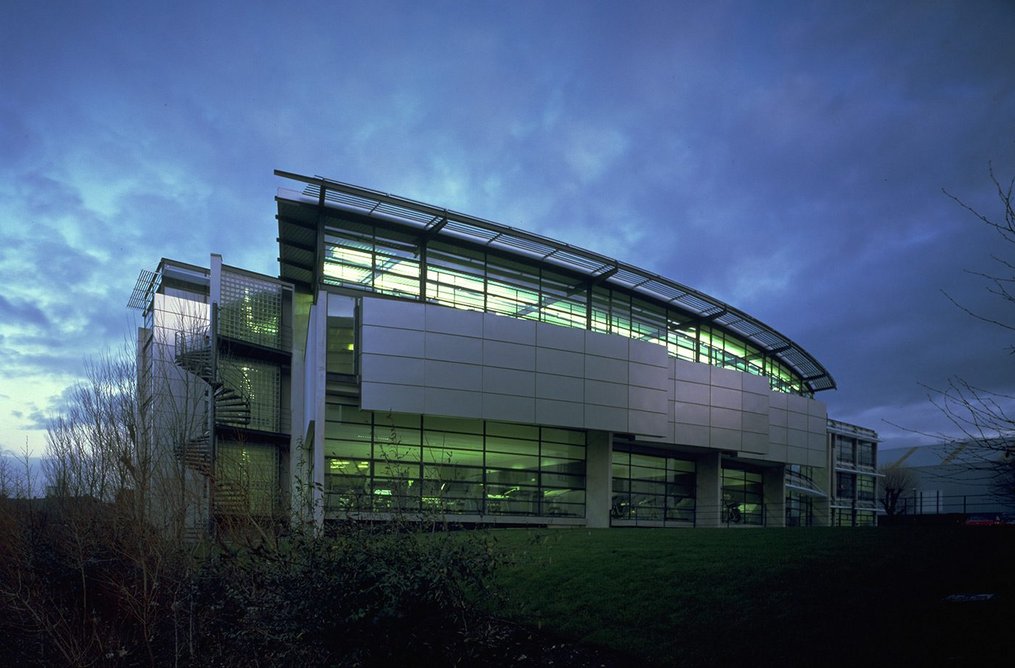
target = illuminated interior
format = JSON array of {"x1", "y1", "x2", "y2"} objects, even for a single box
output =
[{"x1": 315, "y1": 214, "x2": 810, "y2": 395}]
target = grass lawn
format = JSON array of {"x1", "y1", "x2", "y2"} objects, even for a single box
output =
[{"x1": 482, "y1": 526, "x2": 1015, "y2": 667}]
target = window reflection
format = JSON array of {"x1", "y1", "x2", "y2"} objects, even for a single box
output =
[
  {"x1": 323, "y1": 400, "x2": 587, "y2": 517},
  {"x1": 612, "y1": 450, "x2": 696, "y2": 524}
]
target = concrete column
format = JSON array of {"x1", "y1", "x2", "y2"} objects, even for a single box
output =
[
  {"x1": 813, "y1": 494, "x2": 831, "y2": 527},
  {"x1": 289, "y1": 290, "x2": 313, "y2": 520},
  {"x1": 697, "y1": 452, "x2": 722, "y2": 527},
  {"x1": 310, "y1": 291, "x2": 328, "y2": 527},
  {"x1": 764, "y1": 465, "x2": 786, "y2": 527},
  {"x1": 209, "y1": 253, "x2": 223, "y2": 307},
  {"x1": 585, "y1": 431, "x2": 612, "y2": 528}
]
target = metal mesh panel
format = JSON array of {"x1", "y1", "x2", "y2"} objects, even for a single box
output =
[
  {"x1": 219, "y1": 270, "x2": 286, "y2": 350},
  {"x1": 219, "y1": 358, "x2": 283, "y2": 433}
]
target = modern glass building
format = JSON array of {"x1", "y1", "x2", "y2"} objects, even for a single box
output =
[{"x1": 129, "y1": 170, "x2": 877, "y2": 534}]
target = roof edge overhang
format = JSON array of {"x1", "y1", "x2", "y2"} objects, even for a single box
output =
[{"x1": 274, "y1": 169, "x2": 836, "y2": 393}]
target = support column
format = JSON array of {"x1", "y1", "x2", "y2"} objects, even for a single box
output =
[
  {"x1": 289, "y1": 290, "x2": 313, "y2": 521},
  {"x1": 585, "y1": 431, "x2": 612, "y2": 528},
  {"x1": 697, "y1": 452, "x2": 722, "y2": 527},
  {"x1": 310, "y1": 291, "x2": 328, "y2": 527},
  {"x1": 764, "y1": 465, "x2": 786, "y2": 527}
]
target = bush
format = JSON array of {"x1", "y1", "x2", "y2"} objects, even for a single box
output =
[
  {"x1": 0, "y1": 500, "x2": 500, "y2": 667},
  {"x1": 190, "y1": 522, "x2": 500, "y2": 666}
]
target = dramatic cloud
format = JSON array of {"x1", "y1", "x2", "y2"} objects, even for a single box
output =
[{"x1": 2, "y1": 0, "x2": 1014, "y2": 456}]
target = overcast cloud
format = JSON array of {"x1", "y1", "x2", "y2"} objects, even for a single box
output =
[{"x1": 2, "y1": 0, "x2": 1014, "y2": 456}]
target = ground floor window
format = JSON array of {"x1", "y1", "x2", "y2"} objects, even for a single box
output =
[
  {"x1": 611, "y1": 449, "x2": 696, "y2": 523},
  {"x1": 323, "y1": 395, "x2": 586, "y2": 517},
  {"x1": 836, "y1": 472, "x2": 856, "y2": 501},
  {"x1": 832, "y1": 506, "x2": 876, "y2": 527},
  {"x1": 857, "y1": 475, "x2": 875, "y2": 503},
  {"x1": 721, "y1": 466, "x2": 764, "y2": 525},
  {"x1": 785, "y1": 492, "x2": 815, "y2": 527}
]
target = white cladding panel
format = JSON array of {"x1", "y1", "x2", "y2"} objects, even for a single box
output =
[
  {"x1": 358, "y1": 298, "x2": 828, "y2": 464},
  {"x1": 359, "y1": 299, "x2": 669, "y2": 435}
]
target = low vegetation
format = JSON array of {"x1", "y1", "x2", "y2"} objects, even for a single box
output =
[{"x1": 0, "y1": 497, "x2": 505, "y2": 666}]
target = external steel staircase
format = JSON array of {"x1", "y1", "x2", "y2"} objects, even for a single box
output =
[{"x1": 174, "y1": 332, "x2": 253, "y2": 430}]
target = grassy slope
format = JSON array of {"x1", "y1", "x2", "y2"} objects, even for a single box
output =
[{"x1": 484, "y1": 527, "x2": 1015, "y2": 667}]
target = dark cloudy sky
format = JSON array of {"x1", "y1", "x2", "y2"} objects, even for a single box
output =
[{"x1": 2, "y1": 0, "x2": 1014, "y2": 457}]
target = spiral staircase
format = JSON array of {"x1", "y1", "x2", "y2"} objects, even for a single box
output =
[{"x1": 173, "y1": 332, "x2": 251, "y2": 514}]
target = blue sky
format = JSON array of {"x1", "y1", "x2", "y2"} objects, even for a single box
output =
[{"x1": 2, "y1": 0, "x2": 1014, "y2": 457}]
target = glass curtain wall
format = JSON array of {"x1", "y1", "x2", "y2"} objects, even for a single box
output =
[
  {"x1": 323, "y1": 394, "x2": 587, "y2": 517},
  {"x1": 721, "y1": 466, "x2": 765, "y2": 525},
  {"x1": 320, "y1": 216, "x2": 809, "y2": 395},
  {"x1": 611, "y1": 450, "x2": 696, "y2": 523},
  {"x1": 832, "y1": 507, "x2": 875, "y2": 526},
  {"x1": 786, "y1": 492, "x2": 815, "y2": 526}
]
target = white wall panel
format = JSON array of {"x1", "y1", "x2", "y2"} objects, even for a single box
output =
[
  {"x1": 535, "y1": 399, "x2": 584, "y2": 427},
  {"x1": 361, "y1": 382, "x2": 425, "y2": 414},
  {"x1": 424, "y1": 360, "x2": 482, "y2": 391},
  {"x1": 361, "y1": 325, "x2": 425, "y2": 357},
  {"x1": 484, "y1": 340, "x2": 537, "y2": 371},
  {"x1": 424, "y1": 332, "x2": 483, "y2": 364},
  {"x1": 484, "y1": 312, "x2": 536, "y2": 344},
  {"x1": 357, "y1": 298, "x2": 829, "y2": 464},
  {"x1": 710, "y1": 366, "x2": 741, "y2": 390},
  {"x1": 675, "y1": 380, "x2": 710, "y2": 405},
  {"x1": 483, "y1": 367, "x2": 535, "y2": 396},
  {"x1": 535, "y1": 321, "x2": 585, "y2": 351},
  {"x1": 675, "y1": 402, "x2": 710, "y2": 427},
  {"x1": 535, "y1": 348, "x2": 585, "y2": 376},
  {"x1": 360, "y1": 353, "x2": 424, "y2": 385},
  {"x1": 426, "y1": 305, "x2": 483, "y2": 336},
  {"x1": 584, "y1": 330, "x2": 629, "y2": 358},
  {"x1": 535, "y1": 373, "x2": 584, "y2": 401},
  {"x1": 584, "y1": 354, "x2": 629, "y2": 383},
  {"x1": 482, "y1": 393, "x2": 535, "y2": 422},
  {"x1": 628, "y1": 385, "x2": 667, "y2": 416},
  {"x1": 425, "y1": 387, "x2": 483, "y2": 417},
  {"x1": 710, "y1": 386, "x2": 742, "y2": 411}
]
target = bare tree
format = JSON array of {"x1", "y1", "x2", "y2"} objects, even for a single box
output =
[
  {"x1": 878, "y1": 464, "x2": 915, "y2": 516},
  {"x1": 932, "y1": 166, "x2": 1015, "y2": 499},
  {"x1": 0, "y1": 340, "x2": 212, "y2": 666}
]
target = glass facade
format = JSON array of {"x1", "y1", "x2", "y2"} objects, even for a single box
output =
[
  {"x1": 320, "y1": 216, "x2": 807, "y2": 395},
  {"x1": 721, "y1": 466, "x2": 765, "y2": 525},
  {"x1": 830, "y1": 424, "x2": 879, "y2": 526},
  {"x1": 833, "y1": 508, "x2": 876, "y2": 527},
  {"x1": 611, "y1": 450, "x2": 696, "y2": 523},
  {"x1": 324, "y1": 393, "x2": 587, "y2": 517},
  {"x1": 786, "y1": 492, "x2": 815, "y2": 527},
  {"x1": 834, "y1": 433, "x2": 876, "y2": 471}
]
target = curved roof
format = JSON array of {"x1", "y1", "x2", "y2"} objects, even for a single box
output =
[{"x1": 274, "y1": 170, "x2": 835, "y2": 393}]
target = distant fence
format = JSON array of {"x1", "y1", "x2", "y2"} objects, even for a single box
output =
[{"x1": 881, "y1": 492, "x2": 1013, "y2": 525}]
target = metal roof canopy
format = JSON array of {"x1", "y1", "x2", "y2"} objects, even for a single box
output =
[{"x1": 274, "y1": 169, "x2": 835, "y2": 393}]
